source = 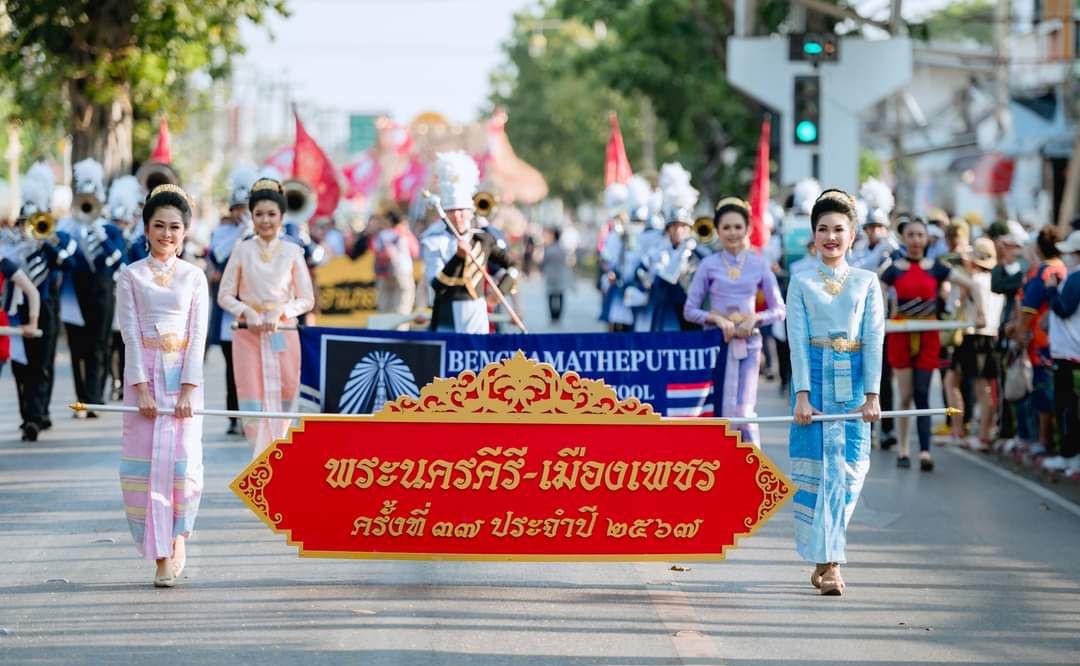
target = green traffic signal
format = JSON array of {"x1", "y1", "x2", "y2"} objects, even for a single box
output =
[
  {"x1": 803, "y1": 41, "x2": 823, "y2": 56},
  {"x1": 795, "y1": 120, "x2": 818, "y2": 144}
]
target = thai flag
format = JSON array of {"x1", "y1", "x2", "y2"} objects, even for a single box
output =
[{"x1": 666, "y1": 381, "x2": 714, "y2": 417}]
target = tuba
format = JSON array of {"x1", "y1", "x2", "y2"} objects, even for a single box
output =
[
  {"x1": 283, "y1": 178, "x2": 316, "y2": 225},
  {"x1": 72, "y1": 193, "x2": 103, "y2": 225},
  {"x1": 135, "y1": 160, "x2": 181, "y2": 194},
  {"x1": 29, "y1": 211, "x2": 57, "y2": 240},
  {"x1": 473, "y1": 191, "x2": 498, "y2": 218}
]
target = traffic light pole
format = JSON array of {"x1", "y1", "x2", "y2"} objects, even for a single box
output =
[{"x1": 727, "y1": 37, "x2": 912, "y2": 191}]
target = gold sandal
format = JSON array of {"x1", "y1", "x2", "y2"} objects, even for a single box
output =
[
  {"x1": 810, "y1": 563, "x2": 830, "y2": 589},
  {"x1": 153, "y1": 560, "x2": 176, "y2": 588},
  {"x1": 819, "y1": 564, "x2": 845, "y2": 596}
]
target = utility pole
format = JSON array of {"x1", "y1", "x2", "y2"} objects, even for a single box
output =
[{"x1": 890, "y1": 0, "x2": 909, "y2": 209}]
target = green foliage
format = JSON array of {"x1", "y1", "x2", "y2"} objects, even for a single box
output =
[
  {"x1": 0, "y1": 0, "x2": 287, "y2": 165},
  {"x1": 910, "y1": 0, "x2": 995, "y2": 45},
  {"x1": 859, "y1": 149, "x2": 882, "y2": 183},
  {"x1": 490, "y1": 0, "x2": 786, "y2": 205}
]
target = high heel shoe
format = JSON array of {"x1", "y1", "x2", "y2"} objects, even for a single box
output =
[{"x1": 810, "y1": 563, "x2": 829, "y2": 589}]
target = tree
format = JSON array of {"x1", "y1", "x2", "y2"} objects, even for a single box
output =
[
  {"x1": 549, "y1": 0, "x2": 789, "y2": 200},
  {"x1": 0, "y1": 1, "x2": 287, "y2": 177},
  {"x1": 487, "y1": 10, "x2": 662, "y2": 204}
]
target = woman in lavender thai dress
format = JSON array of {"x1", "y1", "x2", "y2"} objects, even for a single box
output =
[
  {"x1": 684, "y1": 197, "x2": 785, "y2": 445},
  {"x1": 786, "y1": 189, "x2": 885, "y2": 596},
  {"x1": 116, "y1": 184, "x2": 209, "y2": 587}
]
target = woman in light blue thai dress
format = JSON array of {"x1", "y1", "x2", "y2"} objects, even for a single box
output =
[{"x1": 785, "y1": 189, "x2": 885, "y2": 596}]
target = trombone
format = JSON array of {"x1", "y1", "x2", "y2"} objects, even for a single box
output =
[{"x1": 473, "y1": 191, "x2": 498, "y2": 218}]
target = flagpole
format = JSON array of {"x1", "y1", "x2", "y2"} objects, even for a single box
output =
[
  {"x1": 423, "y1": 190, "x2": 529, "y2": 333},
  {"x1": 0, "y1": 326, "x2": 42, "y2": 338},
  {"x1": 71, "y1": 403, "x2": 956, "y2": 424}
]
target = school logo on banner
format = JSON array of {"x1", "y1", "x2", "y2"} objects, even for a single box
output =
[{"x1": 320, "y1": 336, "x2": 445, "y2": 415}]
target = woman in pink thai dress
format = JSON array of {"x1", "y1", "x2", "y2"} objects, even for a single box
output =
[{"x1": 116, "y1": 184, "x2": 209, "y2": 587}]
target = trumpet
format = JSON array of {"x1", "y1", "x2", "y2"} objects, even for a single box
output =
[
  {"x1": 72, "y1": 193, "x2": 103, "y2": 225},
  {"x1": 283, "y1": 178, "x2": 317, "y2": 225},
  {"x1": 28, "y1": 211, "x2": 57, "y2": 240},
  {"x1": 473, "y1": 191, "x2": 498, "y2": 218},
  {"x1": 135, "y1": 160, "x2": 181, "y2": 194},
  {"x1": 693, "y1": 216, "x2": 717, "y2": 246}
]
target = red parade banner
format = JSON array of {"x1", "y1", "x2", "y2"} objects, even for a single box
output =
[{"x1": 231, "y1": 353, "x2": 791, "y2": 561}]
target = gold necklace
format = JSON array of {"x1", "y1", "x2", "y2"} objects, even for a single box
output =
[
  {"x1": 148, "y1": 258, "x2": 176, "y2": 287},
  {"x1": 259, "y1": 239, "x2": 279, "y2": 263},
  {"x1": 817, "y1": 265, "x2": 849, "y2": 296},
  {"x1": 721, "y1": 250, "x2": 747, "y2": 280}
]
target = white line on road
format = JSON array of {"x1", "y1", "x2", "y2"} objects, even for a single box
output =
[{"x1": 946, "y1": 447, "x2": 1080, "y2": 520}]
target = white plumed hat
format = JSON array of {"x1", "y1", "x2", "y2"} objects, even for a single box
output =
[
  {"x1": 603, "y1": 182, "x2": 628, "y2": 217},
  {"x1": 659, "y1": 163, "x2": 697, "y2": 225},
  {"x1": 107, "y1": 175, "x2": 143, "y2": 222},
  {"x1": 626, "y1": 175, "x2": 652, "y2": 222},
  {"x1": 435, "y1": 151, "x2": 479, "y2": 211},
  {"x1": 791, "y1": 178, "x2": 822, "y2": 216},
  {"x1": 72, "y1": 158, "x2": 106, "y2": 201},
  {"x1": 859, "y1": 178, "x2": 894, "y2": 227},
  {"x1": 20, "y1": 162, "x2": 55, "y2": 217},
  {"x1": 229, "y1": 164, "x2": 259, "y2": 208}
]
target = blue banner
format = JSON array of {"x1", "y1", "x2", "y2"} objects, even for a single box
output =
[{"x1": 299, "y1": 327, "x2": 727, "y2": 417}]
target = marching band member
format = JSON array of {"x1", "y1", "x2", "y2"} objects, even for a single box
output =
[
  {"x1": 851, "y1": 178, "x2": 899, "y2": 271},
  {"x1": 1, "y1": 250, "x2": 41, "y2": 378},
  {"x1": 9, "y1": 164, "x2": 78, "y2": 441},
  {"x1": 622, "y1": 175, "x2": 658, "y2": 331},
  {"x1": 597, "y1": 182, "x2": 633, "y2": 332},
  {"x1": 58, "y1": 158, "x2": 126, "y2": 417},
  {"x1": 218, "y1": 178, "x2": 315, "y2": 456},
  {"x1": 879, "y1": 215, "x2": 986, "y2": 471},
  {"x1": 116, "y1": 184, "x2": 208, "y2": 587},
  {"x1": 644, "y1": 163, "x2": 702, "y2": 332},
  {"x1": 105, "y1": 175, "x2": 144, "y2": 401},
  {"x1": 421, "y1": 151, "x2": 513, "y2": 334},
  {"x1": 683, "y1": 197, "x2": 785, "y2": 445},
  {"x1": 787, "y1": 189, "x2": 885, "y2": 596},
  {"x1": 207, "y1": 165, "x2": 256, "y2": 435}
]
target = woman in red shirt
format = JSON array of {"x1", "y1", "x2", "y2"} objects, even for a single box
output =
[{"x1": 880, "y1": 216, "x2": 985, "y2": 471}]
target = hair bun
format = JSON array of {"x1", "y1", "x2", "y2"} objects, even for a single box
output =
[
  {"x1": 251, "y1": 178, "x2": 284, "y2": 195},
  {"x1": 148, "y1": 183, "x2": 193, "y2": 208}
]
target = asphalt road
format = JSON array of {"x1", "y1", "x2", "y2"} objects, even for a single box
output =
[{"x1": 2, "y1": 275, "x2": 1079, "y2": 665}]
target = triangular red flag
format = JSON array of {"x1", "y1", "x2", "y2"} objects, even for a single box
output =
[
  {"x1": 748, "y1": 115, "x2": 771, "y2": 249},
  {"x1": 604, "y1": 112, "x2": 632, "y2": 187},
  {"x1": 151, "y1": 117, "x2": 172, "y2": 164},
  {"x1": 292, "y1": 112, "x2": 342, "y2": 218}
]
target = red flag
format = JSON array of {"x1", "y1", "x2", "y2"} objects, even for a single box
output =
[
  {"x1": 748, "y1": 115, "x2": 771, "y2": 249},
  {"x1": 151, "y1": 117, "x2": 172, "y2": 163},
  {"x1": 604, "y1": 112, "x2": 632, "y2": 187},
  {"x1": 292, "y1": 112, "x2": 341, "y2": 218}
]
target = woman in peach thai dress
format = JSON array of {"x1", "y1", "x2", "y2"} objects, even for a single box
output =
[
  {"x1": 218, "y1": 178, "x2": 315, "y2": 457},
  {"x1": 116, "y1": 184, "x2": 209, "y2": 587}
]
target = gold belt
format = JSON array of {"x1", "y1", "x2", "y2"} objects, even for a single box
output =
[
  {"x1": 810, "y1": 337, "x2": 862, "y2": 352},
  {"x1": 251, "y1": 302, "x2": 283, "y2": 313},
  {"x1": 142, "y1": 334, "x2": 188, "y2": 353}
]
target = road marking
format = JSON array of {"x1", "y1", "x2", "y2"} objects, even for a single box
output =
[
  {"x1": 634, "y1": 563, "x2": 726, "y2": 664},
  {"x1": 946, "y1": 448, "x2": 1080, "y2": 519}
]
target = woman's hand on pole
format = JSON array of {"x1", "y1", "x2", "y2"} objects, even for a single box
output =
[
  {"x1": 174, "y1": 385, "x2": 195, "y2": 419},
  {"x1": 793, "y1": 391, "x2": 820, "y2": 425},
  {"x1": 854, "y1": 393, "x2": 881, "y2": 423},
  {"x1": 135, "y1": 383, "x2": 157, "y2": 419}
]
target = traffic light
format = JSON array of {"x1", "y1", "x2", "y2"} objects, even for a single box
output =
[
  {"x1": 789, "y1": 33, "x2": 839, "y2": 62},
  {"x1": 793, "y1": 76, "x2": 820, "y2": 145}
]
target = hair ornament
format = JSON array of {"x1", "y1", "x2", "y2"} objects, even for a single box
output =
[
  {"x1": 251, "y1": 178, "x2": 285, "y2": 195},
  {"x1": 149, "y1": 183, "x2": 192, "y2": 207}
]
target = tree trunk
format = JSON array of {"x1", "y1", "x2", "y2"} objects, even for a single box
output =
[{"x1": 67, "y1": 77, "x2": 133, "y2": 180}]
